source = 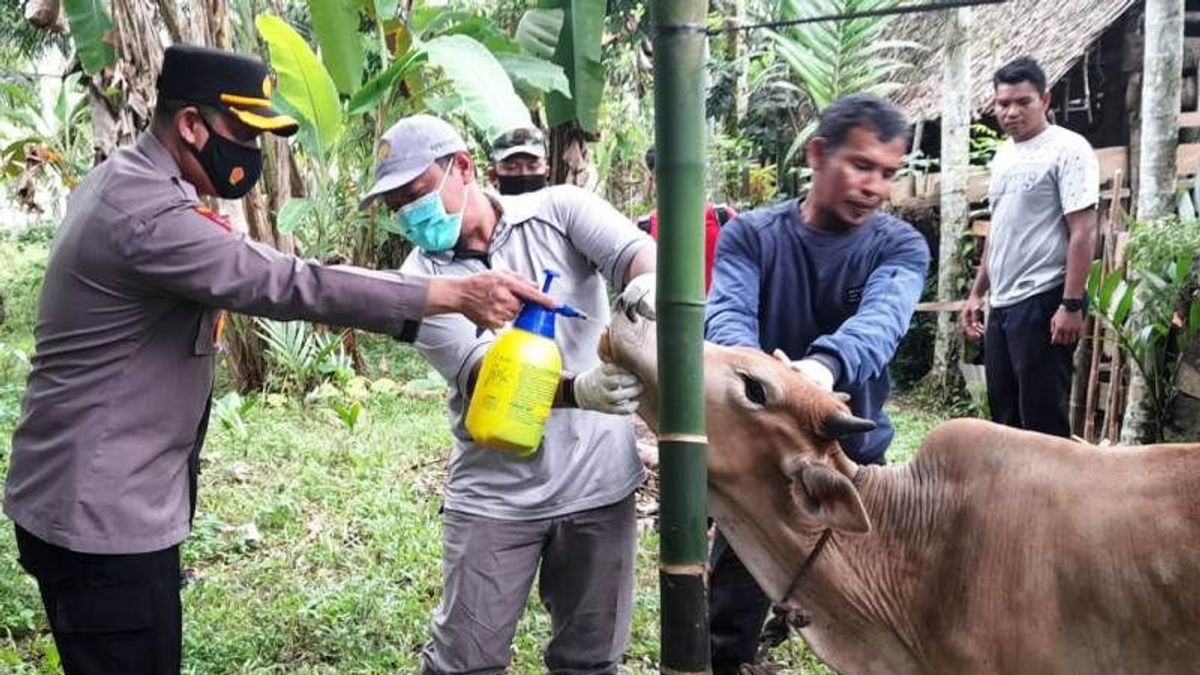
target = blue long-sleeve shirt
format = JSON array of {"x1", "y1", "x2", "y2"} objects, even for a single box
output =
[{"x1": 705, "y1": 199, "x2": 930, "y2": 464}]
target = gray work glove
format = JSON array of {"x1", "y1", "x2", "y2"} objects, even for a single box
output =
[
  {"x1": 574, "y1": 363, "x2": 643, "y2": 415},
  {"x1": 618, "y1": 273, "x2": 656, "y2": 320}
]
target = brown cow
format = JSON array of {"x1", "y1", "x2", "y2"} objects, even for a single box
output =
[{"x1": 602, "y1": 301, "x2": 1200, "y2": 675}]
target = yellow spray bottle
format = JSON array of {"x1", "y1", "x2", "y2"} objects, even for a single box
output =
[{"x1": 466, "y1": 269, "x2": 585, "y2": 456}]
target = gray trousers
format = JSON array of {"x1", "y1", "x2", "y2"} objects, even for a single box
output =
[{"x1": 420, "y1": 495, "x2": 637, "y2": 675}]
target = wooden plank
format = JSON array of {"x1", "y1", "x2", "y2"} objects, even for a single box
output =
[
  {"x1": 916, "y1": 299, "x2": 967, "y2": 313},
  {"x1": 1096, "y1": 146, "x2": 1127, "y2": 183},
  {"x1": 1178, "y1": 143, "x2": 1200, "y2": 175},
  {"x1": 971, "y1": 220, "x2": 990, "y2": 237},
  {"x1": 889, "y1": 144, "x2": 1200, "y2": 208},
  {"x1": 1180, "y1": 111, "x2": 1200, "y2": 128}
]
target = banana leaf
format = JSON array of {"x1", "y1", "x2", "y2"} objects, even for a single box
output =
[
  {"x1": 307, "y1": 0, "x2": 365, "y2": 96},
  {"x1": 62, "y1": 0, "x2": 116, "y2": 76},
  {"x1": 255, "y1": 14, "x2": 344, "y2": 160},
  {"x1": 423, "y1": 34, "x2": 531, "y2": 140}
]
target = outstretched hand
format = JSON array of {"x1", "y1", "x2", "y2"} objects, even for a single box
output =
[{"x1": 428, "y1": 272, "x2": 556, "y2": 330}]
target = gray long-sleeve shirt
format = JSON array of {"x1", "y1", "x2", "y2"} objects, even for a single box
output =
[{"x1": 4, "y1": 132, "x2": 429, "y2": 554}]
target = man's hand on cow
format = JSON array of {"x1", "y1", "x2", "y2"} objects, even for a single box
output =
[
  {"x1": 1050, "y1": 306, "x2": 1084, "y2": 345},
  {"x1": 427, "y1": 272, "x2": 557, "y2": 330},
  {"x1": 960, "y1": 294, "x2": 986, "y2": 341},
  {"x1": 793, "y1": 358, "x2": 836, "y2": 392},
  {"x1": 618, "y1": 273, "x2": 656, "y2": 321},
  {"x1": 772, "y1": 350, "x2": 836, "y2": 392},
  {"x1": 574, "y1": 363, "x2": 643, "y2": 414}
]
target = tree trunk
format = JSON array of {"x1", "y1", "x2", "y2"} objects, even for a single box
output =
[
  {"x1": 550, "y1": 122, "x2": 598, "y2": 190},
  {"x1": 88, "y1": 0, "x2": 163, "y2": 162},
  {"x1": 931, "y1": 7, "x2": 972, "y2": 389},
  {"x1": 1123, "y1": 0, "x2": 1184, "y2": 444}
]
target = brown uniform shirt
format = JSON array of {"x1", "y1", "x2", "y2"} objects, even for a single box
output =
[{"x1": 4, "y1": 133, "x2": 428, "y2": 554}]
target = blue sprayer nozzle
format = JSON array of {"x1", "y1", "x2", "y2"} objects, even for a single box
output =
[
  {"x1": 475, "y1": 270, "x2": 586, "y2": 337},
  {"x1": 556, "y1": 304, "x2": 589, "y2": 321},
  {"x1": 511, "y1": 269, "x2": 587, "y2": 338},
  {"x1": 536, "y1": 270, "x2": 587, "y2": 318}
]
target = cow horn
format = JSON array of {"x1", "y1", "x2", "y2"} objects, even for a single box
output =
[{"x1": 823, "y1": 410, "x2": 876, "y2": 438}]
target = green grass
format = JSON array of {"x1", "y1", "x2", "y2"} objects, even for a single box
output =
[{"x1": 0, "y1": 235, "x2": 949, "y2": 674}]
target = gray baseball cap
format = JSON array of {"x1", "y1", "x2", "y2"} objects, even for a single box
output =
[
  {"x1": 360, "y1": 114, "x2": 467, "y2": 208},
  {"x1": 489, "y1": 126, "x2": 547, "y2": 162}
]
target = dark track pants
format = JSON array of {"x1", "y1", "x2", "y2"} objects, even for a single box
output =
[
  {"x1": 984, "y1": 286, "x2": 1075, "y2": 438},
  {"x1": 14, "y1": 525, "x2": 182, "y2": 675},
  {"x1": 709, "y1": 530, "x2": 773, "y2": 674}
]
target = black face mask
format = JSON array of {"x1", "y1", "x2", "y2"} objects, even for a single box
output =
[
  {"x1": 188, "y1": 116, "x2": 262, "y2": 199},
  {"x1": 497, "y1": 174, "x2": 548, "y2": 195}
]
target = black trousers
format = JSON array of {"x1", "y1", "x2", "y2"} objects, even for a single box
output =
[
  {"x1": 709, "y1": 529, "x2": 772, "y2": 673},
  {"x1": 984, "y1": 286, "x2": 1075, "y2": 438},
  {"x1": 14, "y1": 525, "x2": 182, "y2": 675}
]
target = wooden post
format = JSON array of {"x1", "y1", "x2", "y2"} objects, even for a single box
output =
[{"x1": 931, "y1": 6, "x2": 972, "y2": 389}]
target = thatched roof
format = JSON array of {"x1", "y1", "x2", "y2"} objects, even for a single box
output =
[{"x1": 889, "y1": 0, "x2": 1139, "y2": 122}]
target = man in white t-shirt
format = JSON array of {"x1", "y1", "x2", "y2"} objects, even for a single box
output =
[{"x1": 961, "y1": 57, "x2": 1098, "y2": 437}]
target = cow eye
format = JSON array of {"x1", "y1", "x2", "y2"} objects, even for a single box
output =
[{"x1": 739, "y1": 372, "x2": 768, "y2": 406}]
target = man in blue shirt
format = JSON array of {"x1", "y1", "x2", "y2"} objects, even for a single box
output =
[{"x1": 705, "y1": 93, "x2": 930, "y2": 672}]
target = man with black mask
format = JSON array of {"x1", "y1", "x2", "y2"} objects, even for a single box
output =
[
  {"x1": 3, "y1": 44, "x2": 553, "y2": 675},
  {"x1": 487, "y1": 126, "x2": 551, "y2": 195}
]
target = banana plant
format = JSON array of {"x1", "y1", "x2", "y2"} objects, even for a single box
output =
[
  {"x1": 1087, "y1": 255, "x2": 1200, "y2": 440},
  {"x1": 254, "y1": 7, "x2": 568, "y2": 253},
  {"x1": 767, "y1": 0, "x2": 923, "y2": 163},
  {"x1": 0, "y1": 71, "x2": 91, "y2": 211},
  {"x1": 517, "y1": 1, "x2": 601, "y2": 133}
]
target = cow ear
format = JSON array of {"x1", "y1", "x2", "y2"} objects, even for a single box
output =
[{"x1": 792, "y1": 464, "x2": 871, "y2": 534}]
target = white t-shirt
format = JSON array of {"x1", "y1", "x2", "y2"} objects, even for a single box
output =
[
  {"x1": 986, "y1": 125, "x2": 1099, "y2": 308},
  {"x1": 401, "y1": 185, "x2": 651, "y2": 520}
]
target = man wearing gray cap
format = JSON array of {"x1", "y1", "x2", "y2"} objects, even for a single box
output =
[
  {"x1": 362, "y1": 114, "x2": 657, "y2": 674},
  {"x1": 486, "y1": 126, "x2": 550, "y2": 195}
]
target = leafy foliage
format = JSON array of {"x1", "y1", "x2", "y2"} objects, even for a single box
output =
[
  {"x1": 423, "y1": 34, "x2": 532, "y2": 140},
  {"x1": 306, "y1": 0, "x2": 365, "y2": 95},
  {"x1": 1087, "y1": 217, "x2": 1200, "y2": 440},
  {"x1": 766, "y1": 0, "x2": 922, "y2": 162},
  {"x1": 255, "y1": 318, "x2": 353, "y2": 395},
  {"x1": 0, "y1": 69, "x2": 91, "y2": 216},
  {"x1": 213, "y1": 391, "x2": 256, "y2": 441},
  {"x1": 256, "y1": 14, "x2": 345, "y2": 161},
  {"x1": 538, "y1": 0, "x2": 605, "y2": 132},
  {"x1": 61, "y1": 0, "x2": 116, "y2": 75}
]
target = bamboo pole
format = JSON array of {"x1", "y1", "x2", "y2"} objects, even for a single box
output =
[
  {"x1": 1106, "y1": 352, "x2": 1125, "y2": 443},
  {"x1": 1106, "y1": 233, "x2": 1131, "y2": 443},
  {"x1": 1083, "y1": 170, "x2": 1124, "y2": 442},
  {"x1": 651, "y1": 0, "x2": 710, "y2": 669}
]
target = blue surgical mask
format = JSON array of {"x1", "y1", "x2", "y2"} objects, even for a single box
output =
[{"x1": 393, "y1": 167, "x2": 468, "y2": 252}]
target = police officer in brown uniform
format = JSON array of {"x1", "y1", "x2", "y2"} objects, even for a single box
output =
[{"x1": 3, "y1": 44, "x2": 552, "y2": 675}]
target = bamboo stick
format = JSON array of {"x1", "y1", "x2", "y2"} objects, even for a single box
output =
[
  {"x1": 652, "y1": 0, "x2": 710, "y2": 669},
  {"x1": 1083, "y1": 170, "x2": 1124, "y2": 442}
]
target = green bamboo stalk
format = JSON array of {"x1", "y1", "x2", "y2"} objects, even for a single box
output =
[{"x1": 651, "y1": 0, "x2": 709, "y2": 670}]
